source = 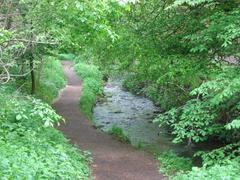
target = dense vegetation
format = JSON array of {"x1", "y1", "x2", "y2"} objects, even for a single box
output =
[
  {"x1": 1, "y1": 0, "x2": 239, "y2": 179},
  {"x1": 74, "y1": 61, "x2": 103, "y2": 119},
  {"x1": 0, "y1": 62, "x2": 90, "y2": 178},
  {"x1": 157, "y1": 151, "x2": 192, "y2": 176}
]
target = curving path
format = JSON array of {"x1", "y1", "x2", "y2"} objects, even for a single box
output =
[{"x1": 52, "y1": 61, "x2": 164, "y2": 180}]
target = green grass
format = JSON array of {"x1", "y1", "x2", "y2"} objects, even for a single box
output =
[
  {"x1": 0, "y1": 87, "x2": 91, "y2": 179},
  {"x1": 74, "y1": 62, "x2": 103, "y2": 119},
  {"x1": 156, "y1": 151, "x2": 192, "y2": 176},
  {"x1": 108, "y1": 125, "x2": 130, "y2": 143},
  {"x1": 21, "y1": 56, "x2": 65, "y2": 103},
  {"x1": 35, "y1": 57, "x2": 66, "y2": 103}
]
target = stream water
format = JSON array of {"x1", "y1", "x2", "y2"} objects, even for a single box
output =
[{"x1": 93, "y1": 79, "x2": 218, "y2": 161}]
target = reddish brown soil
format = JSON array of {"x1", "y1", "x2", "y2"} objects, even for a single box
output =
[{"x1": 52, "y1": 61, "x2": 164, "y2": 180}]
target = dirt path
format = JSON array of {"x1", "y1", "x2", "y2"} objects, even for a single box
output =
[{"x1": 52, "y1": 61, "x2": 164, "y2": 180}]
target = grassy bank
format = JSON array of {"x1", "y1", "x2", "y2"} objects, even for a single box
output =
[
  {"x1": 22, "y1": 57, "x2": 66, "y2": 103},
  {"x1": 0, "y1": 58, "x2": 91, "y2": 179},
  {"x1": 74, "y1": 62, "x2": 103, "y2": 119}
]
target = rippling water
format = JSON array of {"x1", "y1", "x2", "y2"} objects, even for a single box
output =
[{"x1": 93, "y1": 79, "x2": 220, "y2": 159}]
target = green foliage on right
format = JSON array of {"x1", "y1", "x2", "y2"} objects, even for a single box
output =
[
  {"x1": 173, "y1": 158, "x2": 240, "y2": 180},
  {"x1": 74, "y1": 62, "x2": 103, "y2": 119},
  {"x1": 108, "y1": 125, "x2": 131, "y2": 143},
  {"x1": 122, "y1": 56, "x2": 216, "y2": 109},
  {"x1": 154, "y1": 66, "x2": 240, "y2": 178},
  {"x1": 154, "y1": 65, "x2": 240, "y2": 144}
]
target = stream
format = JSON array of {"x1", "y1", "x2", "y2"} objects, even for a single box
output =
[{"x1": 93, "y1": 79, "x2": 218, "y2": 162}]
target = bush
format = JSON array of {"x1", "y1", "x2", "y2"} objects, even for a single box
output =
[
  {"x1": 154, "y1": 66, "x2": 240, "y2": 144},
  {"x1": 173, "y1": 158, "x2": 240, "y2": 180},
  {"x1": 74, "y1": 62, "x2": 103, "y2": 119},
  {"x1": 156, "y1": 151, "x2": 192, "y2": 176},
  {"x1": 0, "y1": 88, "x2": 91, "y2": 179},
  {"x1": 154, "y1": 65, "x2": 240, "y2": 179}
]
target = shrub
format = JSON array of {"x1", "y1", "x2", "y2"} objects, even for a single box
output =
[
  {"x1": 154, "y1": 66, "x2": 240, "y2": 145},
  {"x1": 0, "y1": 88, "x2": 91, "y2": 179},
  {"x1": 156, "y1": 151, "x2": 192, "y2": 176},
  {"x1": 173, "y1": 158, "x2": 240, "y2": 180},
  {"x1": 36, "y1": 57, "x2": 65, "y2": 102}
]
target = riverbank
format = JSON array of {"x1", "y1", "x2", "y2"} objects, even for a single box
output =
[{"x1": 54, "y1": 61, "x2": 164, "y2": 179}]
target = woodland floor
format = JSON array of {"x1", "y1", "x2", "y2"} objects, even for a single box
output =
[{"x1": 52, "y1": 61, "x2": 164, "y2": 180}]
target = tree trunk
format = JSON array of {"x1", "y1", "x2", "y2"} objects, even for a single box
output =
[
  {"x1": 5, "y1": 16, "x2": 12, "y2": 29},
  {"x1": 30, "y1": 56, "x2": 35, "y2": 94},
  {"x1": 29, "y1": 17, "x2": 35, "y2": 94}
]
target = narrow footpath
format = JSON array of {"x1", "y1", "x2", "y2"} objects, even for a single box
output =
[{"x1": 52, "y1": 61, "x2": 164, "y2": 180}]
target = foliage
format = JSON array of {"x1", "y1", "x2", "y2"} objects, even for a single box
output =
[
  {"x1": 122, "y1": 56, "x2": 216, "y2": 109},
  {"x1": 22, "y1": 57, "x2": 66, "y2": 103},
  {"x1": 156, "y1": 151, "x2": 192, "y2": 176},
  {"x1": 154, "y1": 66, "x2": 240, "y2": 145},
  {"x1": 0, "y1": 0, "x2": 121, "y2": 92},
  {"x1": 35, "y1": 57, "x2": 65, "y2": 102},
  {"x1": 0, "y1": 88, "x2": 90, "y2": 179},
  {"x1": 1, "y1": 0, "x2": 240, "y2": 179},
  {"x1": 196, "y1": 143, "x2": 240, "y2": 168},
  {"x1": 88, "y1": 0, "x2": 240, "y2": 109},
  {"x1": 173, "y1": 158, "x2": 240, "y2": 180},
  {"x1": 108, "y1": 125, "x2": 130, "y2": 143},
  {"x1": 74, "y1": 62, "x2": 103, "y2": 119}
]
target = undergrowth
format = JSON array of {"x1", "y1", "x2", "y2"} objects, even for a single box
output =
[
  {"x1": 156, "y1": 151, "x2": 192, "y2": 176},
  {"x1": 35, "y1": 57, "x2": 66, "y2": 102},
  {"x1": 173, "y1": 158, "x2": 240, "y2": 180},
  {"x1": 74, "y1": 62, "x2": 103, "y2": 119},
  {"x1": 0, "y1": 87, "x2": 91, "y2": 179},
  {"x1": 22, "y1": 57, "x2": 65, "y2": 103}
]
